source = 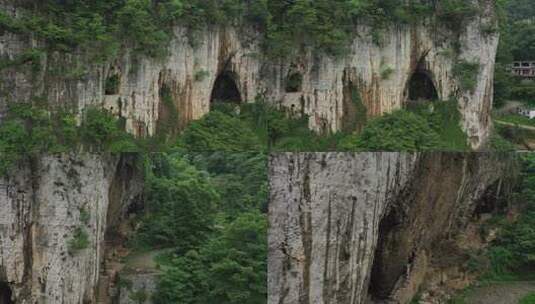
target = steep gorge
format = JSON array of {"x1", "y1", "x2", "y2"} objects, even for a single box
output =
[
  {"x1": 0, "y1": 0, "x2": 499, "y2": 149},
  {"x1": 268, "y1": 152, "x2": 517, "y2": 304}
]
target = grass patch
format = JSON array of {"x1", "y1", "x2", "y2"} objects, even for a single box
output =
[
  {"x1": 520, "y1": 293, "x2": 535, "y2": 304},
  {"x1": 495, "y1": 114, "x2": 535, "y2": 127}
]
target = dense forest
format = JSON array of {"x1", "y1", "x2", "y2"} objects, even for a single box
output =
[
  {"x1": 492, "y1": 0, "x2": 535, "y2": 149},
  {"x1": 0, "y1": 0, "x2": 484, "y2": 59},
  {"x1": 131, "y1": 151, "x2": 267, "y2": 303},
  {"x1": 494, "y1": 0, "x2": 535, "y2": 105}
]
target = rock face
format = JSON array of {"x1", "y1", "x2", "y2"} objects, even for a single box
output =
[
  {"x1": 0, "y1": 0, "x2": 498, "y2": 149},
  {"x1": 0, "y1": 154, "x2": 142, "y2": 303},
  {"x1": 268, "y1": 153, "x2": 514, "y2": 304}
]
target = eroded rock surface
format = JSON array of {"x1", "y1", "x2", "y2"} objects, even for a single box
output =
[
  {"x1": 0, "y1": 0, "x2": 498, "y2": 149},
  {"x1": 268, "y1": 153, "x2": 514, "y2": 304},
  {"x1": 0, "y1": 154, "x2": 142, "y2": 303}
]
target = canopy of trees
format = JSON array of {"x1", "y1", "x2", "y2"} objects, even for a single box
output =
[{"x1": 0, "y1": 0, "x2": 480, "y2": 59}]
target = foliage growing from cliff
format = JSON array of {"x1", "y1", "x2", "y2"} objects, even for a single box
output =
[
  {"x1": 67, "y1": 227, "x2": 89, "y2": 254},
  {"x1": 0, "y1": 0, "x2": 483, "y2": 61},
  {"x1": 186, "y1": 152, "x2": 268, "y2": 215},
  {"x1": 453, "y1": 60, "x2": 480, "y2": 92},
  {"x1": 435, "y1": 0, "x2": 478, "y2": 33},
  {"x1": 116, "y1": 0, "x2": 170, "y2": 58},
  {"x1": 0, "y1": 104, "x2": 139, "y2": 175},
  {"x1": 180, "y1": 109, "x2": 265, "y2": 152},
  {"x1": 340, "y1": 110, "x2": 442, "y2": 151},
  {"x1": 0, "y1": 48, "x2": 43, "y2": 73},
  {"x1": 81, "y1": 107, "x2": 139, "y2": 152},
  {"x1": 409, "y1": 101, "x2": 469, "y2": 151},
  {"x1": 0, "y1": 104, "x2": 77, "y2": 174}
]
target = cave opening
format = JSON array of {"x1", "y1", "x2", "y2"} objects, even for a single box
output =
[
  {"x1": 210, "y1": 72, "x2": 242, "y2": 106},
  {"x1": 285, "y1": 72, "x2": 303, "y2": 93},
  {"x1": 407, "y1": 70, "x2": 438, "y2": 104},
  {"x1": 0, "y1": 282, "x2": 13, "y2": 304},
  {"x1": 368, "y1": 208, "x2": 401, "y2": 301},
  {"x1": 105, "y1": 74, "x2": 120, "y2": 95}
]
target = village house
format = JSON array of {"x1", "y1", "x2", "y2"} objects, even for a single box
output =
[{"x1": 510, "y1": 61, "x2": 535, "y2": 78}]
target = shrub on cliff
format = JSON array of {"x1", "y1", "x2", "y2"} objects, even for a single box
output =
[
  {"x1": 180, "y1": 110, "x2": 265, "y2": 152},
  {"x1": 341, "y1": 110, "x2": 442, "y2": 151},
  {"x1": 81, "y1": 107, "x2": 139, "y2": 152},
  {"x1": 410, "y1": 101, "x2": 469, "y2": 151}
]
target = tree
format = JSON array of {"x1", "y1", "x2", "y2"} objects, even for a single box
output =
[
  {"x1": 343, "y1": 110, "x2": 442, "y2": 151},
  {"x1": 154, "y1": 211, "x2": 267, "y2": 304},
  {"x1": 135, "y1": 154, "x2": 220, "y2": 252}
]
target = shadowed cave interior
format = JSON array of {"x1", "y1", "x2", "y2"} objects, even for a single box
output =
[
  {"x1": 407, "y1": 70, "x2": 438, "y2": 103},
  {"x1": 0, "y1": 282, "x2": 13, "y2": 304},
  {"x1": 210, "y1": 72, "x2": 242, "y2": 105}
]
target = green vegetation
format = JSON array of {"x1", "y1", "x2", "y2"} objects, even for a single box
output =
[
  {"x1": 340, "y1": 101, "x2": 468, "y2": 151},
  {"x1": 129, "y1": 289, "x2": 149, "y2": 304},
  {"x1": 79, "y1": 207, "x2": 90, "y2": 225},
  {"x1": 494, "y1": 0, "x2": 535, "y2": 108},
  {"x1": 495, "y1": 114, "x2": 535, "y2": 127},
  {"x1": 131, "y1": 152, "x2": 267, "y2": 304},
  {"x1": 194, "y1": 70, "x2": 210, "y2": 82},
  {"x1": 285, "y1": 73, "x2": 303, "y2": 92},
  {"x1": 489, "y1": 130, "x2": 518, "y2": 152},
  {"x1": 520, "y1": 293, "x2": 535, "y2": 304},
  {"x1": 0, "y1": 0, "x2": 481, "y2": 63},
  {"x1": 269, "y1": 100, "x2": 468, "y2": 152},
  {"x1": 380, "y1": 64, "x2": 394, "y2": 80},
  {"x1": 81, "y1": 107, "x2": 139, "y2": 152},
  {"x1": 0, "y1": 48, "x2": 43, "y2": 72},
  {"x1": 68, "y1": 227, "x2": 89, "y2": 254},
  {"x1": 0, "y1": 104, "x2": 139, "y2": 175},
  {"x1": 180, "y1": 110, "x2": 264, "y2": 152},
  {"x1": 462, "y1": 155, "x2": 535, "y2": 281},
  {"x1": 105, "y1": 74, "x2": 120, "y2": 95},
  {"x1": 448, "y1": 154, "x2": 535, "y2": 302},
  {"x1": 133, "y1": 154, "x2": 219, "y2": 252},
  {"x1": 453, "y1": 60, "x2": 480, "y2": 92},
  {"x1": 342, "y1": 110, "x2": 442, "y2": 151}
]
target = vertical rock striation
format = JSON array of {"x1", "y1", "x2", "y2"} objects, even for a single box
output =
[
  {"x1": 0, "y1": 0, "x2": 498, "y2": 149},
  {"x1": 0, "y1": 154, "x2": 142, "y2": 303},
  {"x1": 268, "y1": 153, "x2": 513, "y2": 304}
]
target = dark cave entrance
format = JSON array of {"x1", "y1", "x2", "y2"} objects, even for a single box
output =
[
  {"x1": 210, "y1": 72, "x2": 242, "y2": 106},
  {"x1": 407, "y1": 70, "x2": 438, "y2": 105},
  {"x1": 368, "y1": 208, "x2": 404, "y2": 301},
  {"x1": 285, "y1": 72, "x2": 303, "y2": 93},
  {"x1": 0, "y1": 282, "x2": 13, "y2": 304}
]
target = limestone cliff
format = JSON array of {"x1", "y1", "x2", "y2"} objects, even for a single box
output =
[
  {"x1": 0, "y1": 0, "x2": 498, "y2": 149},
  {"x1": 0, "y1": 154, "x2": 142, "y2": 303},
  {"x1": 268, "y1": 153, "x2": 515, "y2": 304}
]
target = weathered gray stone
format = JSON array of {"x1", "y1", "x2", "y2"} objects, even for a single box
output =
[
  {"x1": 0, "y1": 0, "x2": 499, "y2": 149},
  {"x1": 0, "y1": 154, "x2": 142, "y2": 304},
  {"x1": 268, "y1": 153, "x2": 513, "y2": 304}
]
